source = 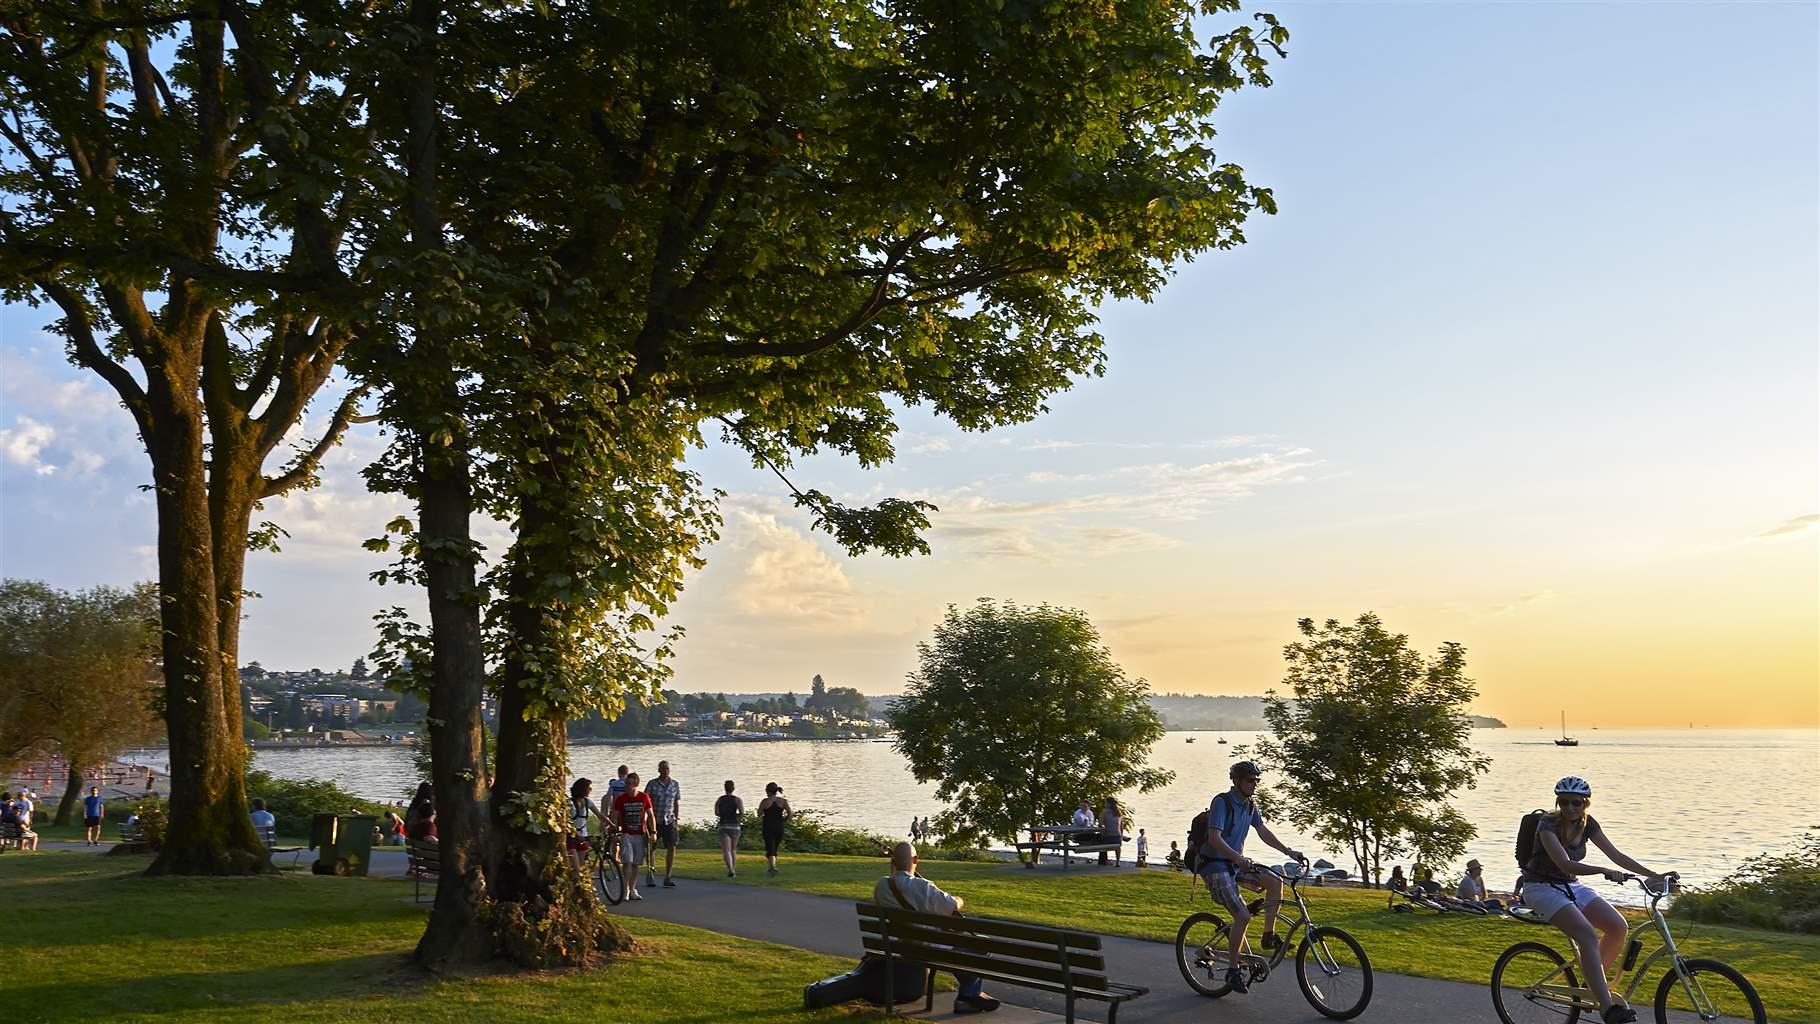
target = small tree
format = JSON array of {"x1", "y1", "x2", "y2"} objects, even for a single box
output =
[
  {"x1": 1253, "y1": 614, "x2": 1490, "y2": 886},
  {"x1": 0, "y1": 580, "x2": 163, "y2": 824},
  {"x1": 892, "y1": 600, "x2": 1172, "y2": 852}
]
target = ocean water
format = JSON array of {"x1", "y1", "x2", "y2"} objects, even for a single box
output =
[{"x1": 124, "y1": 727, "x2": 1817, "y2": 900}]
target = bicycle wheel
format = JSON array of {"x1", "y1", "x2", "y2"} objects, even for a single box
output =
[
  {"x1": 1653, "y1": 958, "x2": 1765, "y2": 1024},
  {"x1": 1492, "y1": 941, "x2": 1582, "y2": 1024},
  {"x1": 1295, "y1": 926, "x2": 1373, "y2": 1020},
  {"x1": 594, "y1": 847, "x2": 625, "y2": 906},
  {"x1": 1176, "y1": 912, "x2": 1236, "y2": 997}
]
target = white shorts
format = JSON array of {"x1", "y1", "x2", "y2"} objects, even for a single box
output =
[
  {"x1": 1521, "y1": 880, "x2": 1600, "y2": 922},
  {"x1": 620, "y1": 834, "x2": 646, "y2": 865}
]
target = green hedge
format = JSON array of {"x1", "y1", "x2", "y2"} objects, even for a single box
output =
[
  {"x1": 244, "y1": 769, "x2": 389, "y2": 832},
  {"x1": 1673, "y1": 835, "x2": 1820, "y2": 934}
]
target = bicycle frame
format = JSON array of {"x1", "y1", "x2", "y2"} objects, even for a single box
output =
[
  {"x1": 1229, "y1": 866, "x2": 1319, "y2": 974},
  {"x1": 1518, "y1": 877, "x2": 1722, "y2": 1018}
]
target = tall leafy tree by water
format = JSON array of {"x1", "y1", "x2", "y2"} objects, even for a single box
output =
[
  {"x1": 893, "y1": 600, "x2": 1173, "y2": 851},
  {"x1": 0, "y1": 2, "x2": 389, "y2": 873},
  {"x1": 362, "y1": 0, "x2": 1290, "y2": 968},
  {"x1": 1252, "y1": 614, "x2": 1491, "y2": 886},
  {"x1": 0, "y1": 580, "x2": 162, "y2": 824}
]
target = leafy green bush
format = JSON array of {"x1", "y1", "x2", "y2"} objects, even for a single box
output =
[
  {"x1": 245, "y1": 769, "x2": 388, "y2": 833},
  {"x1": 672, "y1": 807, "x2": 996, "y2": 861},
  {"x1": 1673, "y1": 835, "x2": 1820, "y2": 934}
]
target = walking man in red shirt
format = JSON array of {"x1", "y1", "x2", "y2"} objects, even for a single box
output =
[{"x1": 612, "y1": 771, "x2": 655, "y2": 901}]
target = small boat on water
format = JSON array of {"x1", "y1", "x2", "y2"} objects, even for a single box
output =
[
  {"x1": 1555, "y1": 711, "x2": 1579, "y2": 747},
  {"x1": 1217, "y1": 737, "x2": 1229, "y2": 745},
  {"x1": 1185, "y1": 737, "x2": 1196, "y2": 744}
]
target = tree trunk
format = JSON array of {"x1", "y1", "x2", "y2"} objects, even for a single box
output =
[
  {"x1": 144, "y1": 390, "x2": 265, "y2": 876},
  {"x1": 397, "y1": 0, "x2": 497, "y2": 969},
  {"x1": 411, "y1": 436, "x2": 497, "y2": 969},
  {"x1": 54, "y1": 764, "x2": 84, "y2": 826}
]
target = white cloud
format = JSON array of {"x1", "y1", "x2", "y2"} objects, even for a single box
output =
[
  {"x1": 728, "y1": 510, "x2": 870, "y2": 630},
  {"x1": 0, "y1": 416, "x2": 58, "y2": 474}
]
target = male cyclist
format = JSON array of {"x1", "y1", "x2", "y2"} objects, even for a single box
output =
[{"x1": 1198, "y1": 760, "x2": 1304, "y2": 994}]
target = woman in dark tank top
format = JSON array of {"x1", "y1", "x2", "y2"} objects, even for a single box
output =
[
  {"x1": 1521, "y1": 776, "x2": 1673, "y2": 1024},
  {"x1": 758, "y1": 782, "x2": 792, "y2": 877},
  {"x1": 714, "y1": 780, "x2": 743, "y2": 877}
]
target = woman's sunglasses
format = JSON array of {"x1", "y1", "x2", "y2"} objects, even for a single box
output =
[{"x1": 1557, "y1": 797, "x2": 1588, "y2": 807}]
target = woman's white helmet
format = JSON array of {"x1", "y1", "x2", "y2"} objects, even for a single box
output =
[{"x1": 1554, "y1": 775, "x2": 1592, "y2": 797}]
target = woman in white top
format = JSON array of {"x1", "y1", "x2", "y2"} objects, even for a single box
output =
[{"x1": 566, "y1": 778, "x2": 602, "y2": 870}]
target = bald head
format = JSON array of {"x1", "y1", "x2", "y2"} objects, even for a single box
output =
[{"x1": 889, "y1": 841, "x2": 916, "y2": 872}]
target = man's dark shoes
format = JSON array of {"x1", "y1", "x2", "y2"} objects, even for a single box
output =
[
  {"x1": 1225, "y1": 968, "x2": 1250, "y2": 994},
  {"x1": 1601, "y1": 1005, "x2": 1637, "y2": 1024},
  {"x1": 1261, "y1": 931, "x2": 1282, "y2": 952},
  {"x1": 955, "y1": 993, "x2": 1002, "y2": 1014},
  {"x1": 662, "y1": 879, "x2": 676, "y2": 888}
]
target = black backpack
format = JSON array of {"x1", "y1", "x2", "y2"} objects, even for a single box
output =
[
  {"x1": 1185, "y1": 809, "x2": 1209, "y2": 873},
  {"x1": 1514, "y1": 808, "x2": 1549, "y2": 871},
  {"x1": 1186, "y1": 792, "x2": 1241, "y2": 874}
]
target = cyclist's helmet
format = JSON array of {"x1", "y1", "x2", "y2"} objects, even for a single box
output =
[
  {"x1": 1230, "y1": 760, "x2": 1263, "y2": 781},
  {"x1": 1554, "y1": 776, "x2": 1592, "y2": 798}
]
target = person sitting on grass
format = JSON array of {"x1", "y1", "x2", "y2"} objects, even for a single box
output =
[
  {"x1": 875, "y1": 842, "x2": 1001, "y2": 1015},
  {"x1": 1457, "y1": 858, "x2": 1488, "y2": 902},
  {"x1": 1165, "y1": 840, "x2": 1182, "y2": 871},
  {"x1": 1388, "y1": 865, "x2": 1409, "y2": 893}
]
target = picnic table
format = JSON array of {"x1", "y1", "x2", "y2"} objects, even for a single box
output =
[{"x1": 1014, "y1": 824, "x2": 1123, "y2": 869}]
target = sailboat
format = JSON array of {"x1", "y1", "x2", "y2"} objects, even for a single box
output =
[{"x1": 1554, "y1": 711, "x2": 1579, "y2": 747}]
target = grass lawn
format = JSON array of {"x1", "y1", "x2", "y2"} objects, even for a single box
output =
[
  {"x1": 667, "y1": 849, "x2": 1820, "y2": 1023},
  {"x1": 3, "y1": 852, "x2": 886, "y2": 1024}
]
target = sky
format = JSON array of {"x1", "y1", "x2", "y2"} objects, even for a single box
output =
[{"x1": 2, "y1": 3, "x2": 1815, "y2": 728}]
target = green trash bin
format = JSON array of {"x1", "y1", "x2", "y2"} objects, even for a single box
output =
[
  {"x1": 335, "y1": 814, "x2": 378, "y2": 876},
  {"x1": 309, "y1": 813, "x2": 379, "y2": 876}
]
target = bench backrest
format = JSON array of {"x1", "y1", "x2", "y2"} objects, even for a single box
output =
[
  {"x1": 408, "y1": 839, "x2": 441, "y2": 872},
  {"x1": 857, "y1": 902, "x2": 1108, "y2": 990}
]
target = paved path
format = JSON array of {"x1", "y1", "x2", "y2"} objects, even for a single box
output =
[{"x1": 610, "y1": 876, "x2": 1498, "y2": 1023}]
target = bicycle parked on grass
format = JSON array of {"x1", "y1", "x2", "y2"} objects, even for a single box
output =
[
  {"x1": 1176, "y1": 863, "x2": 1374, "y2": 1019},
  {"x1": 1492, "y1": 874, "x2": 1765, "y2": 1024},
  {"x1": 588, "y1": 828, "x2": 627, "y2": 906}
]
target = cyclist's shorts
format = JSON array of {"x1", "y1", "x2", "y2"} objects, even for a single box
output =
[
  {"x1": 1202, "y1": 865, "x2": 1263, "y2": 916},
  {"x1": 565, "y1": 834, "x2": 588, "y2": 852},
  {"x1": 1520, "y1": 881, "x2": 1600, "y2": 922}
]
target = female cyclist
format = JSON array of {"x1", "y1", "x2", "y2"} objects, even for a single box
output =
[
  {"x1": 1520, "y1": 776, "x2": 1672, "y2": 1024},
  {"x1": 566, "y1": 777, "x2": 602, "y2": 871}
]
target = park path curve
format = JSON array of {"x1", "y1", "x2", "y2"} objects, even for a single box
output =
[{"x1": 610, "y1": 875, "x2": 1498, "y2": 1023}]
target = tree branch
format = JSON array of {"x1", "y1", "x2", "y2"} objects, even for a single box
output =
[
  {"x1": 258, "y1": 385, "x2": 367, "y2": 499},
  {"x1": 36, "y1": 279, "x2": 151, "y2": 434}
]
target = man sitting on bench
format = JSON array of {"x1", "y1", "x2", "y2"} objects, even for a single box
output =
[{"x1": 875, "y1": 842, "x2": 1002, "y2": 1015}]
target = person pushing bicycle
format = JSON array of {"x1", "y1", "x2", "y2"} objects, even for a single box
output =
[
  {"x1": 1198, "y1": 760, "x2": 1305, "y2": 995},
  {"x1": 1520, "y1": 776, "x2": 1673, "y2": 1024}
]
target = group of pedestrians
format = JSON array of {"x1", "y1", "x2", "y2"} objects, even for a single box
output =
[{"x1": 713, "y1": 778, "x2": 792, "y2": 878}]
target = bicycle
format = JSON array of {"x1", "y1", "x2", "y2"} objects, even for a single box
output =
[
  {"x1": 1491, "y1": 874, "x2": 1766, "y2": 1024},
  {"x1": 586, "y1": 829, "x2": 627, "y2": 906},
  {"x1": 1176, "y1": 862, "x2": 1374, "y2": 1019}
]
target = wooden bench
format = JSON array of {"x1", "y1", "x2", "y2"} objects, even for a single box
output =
[
  {"x1": 0, "y1": 821, "x2": 25, "y2": 851},
  {"x1": 115, "y1": 822, "x2": 148, "y2": 852},
  {"x1": 857, "y1": 902, "x2": 1146, "y2": 1023},
  {"x1": 406, "y1": 838, "x2": 441, "y2": 903}
]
